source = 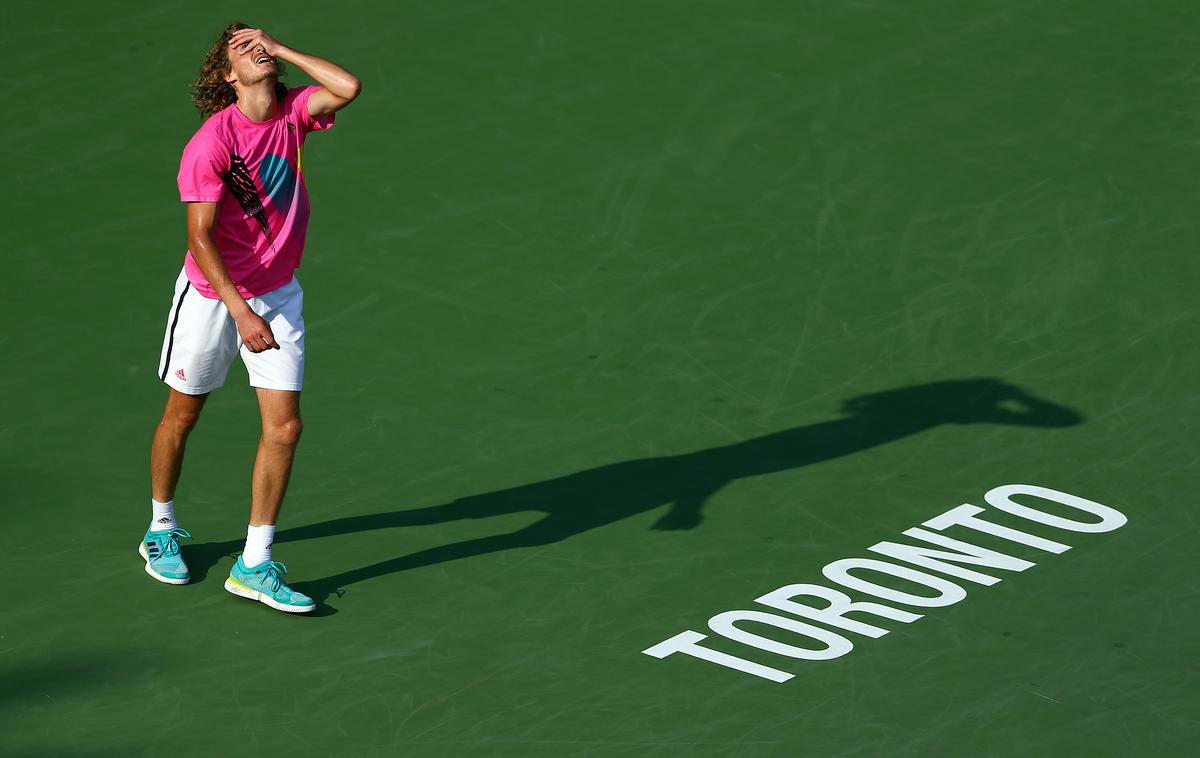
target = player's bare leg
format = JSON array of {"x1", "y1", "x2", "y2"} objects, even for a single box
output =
[
  {"x1": 224, "y1": 387, "x2": 314, "y2": 613},
  {"x1": 142, "y1": 388, "x2": 207, "y2": 584},
  {"x1": 150, "y1": 388, "x2": 209, "y2": 502},
  {"x1": 250, "y1": 388, "x2": 303, "y2": 527}
]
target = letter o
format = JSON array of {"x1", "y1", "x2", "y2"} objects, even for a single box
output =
[
  {"x1": 984, "y1": 484, "x2": 1127, "y2": 533},
  {"x1": 708, "y1": 610, "x2": 853, "y2": 661},
  {"x1": 823, "y1": 558, "x2": 967, "y2": 607}
]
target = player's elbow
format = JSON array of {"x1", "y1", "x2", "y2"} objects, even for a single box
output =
[
  {"x1": 187, "y1": 229, "x2": 214, "y2": 254},
  {"x1": 345, "y1": 77, "x2": 362, "y2": 101}
]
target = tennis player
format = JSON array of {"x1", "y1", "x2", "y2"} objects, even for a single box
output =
[{"x1": 140, "y1": 23, "x2": 360, "y2": 613}]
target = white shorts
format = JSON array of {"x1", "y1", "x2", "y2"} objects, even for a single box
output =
[{"x1": 158, "y1": 269, "x2": 306, "y2": 395}]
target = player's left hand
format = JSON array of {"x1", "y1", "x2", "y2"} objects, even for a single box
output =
[{"x1": 229, "y1": 27, "x2": 283, "y2": 58}]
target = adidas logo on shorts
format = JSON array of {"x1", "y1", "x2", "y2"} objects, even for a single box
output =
[{"x1": 175, "y1": 368, "x2": 188, "y2": 381}]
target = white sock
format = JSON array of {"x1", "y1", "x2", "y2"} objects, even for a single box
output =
[
  {"x1": 150, "y1": 499, "x2": 176, "y2": 531},
  {"x1": 242, "y1": 524, "x2": 276, "y2": 568}
]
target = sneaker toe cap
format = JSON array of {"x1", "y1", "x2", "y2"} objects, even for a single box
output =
[{"x1": 287, "y1": 590, "x2": 314, "y2": 607}]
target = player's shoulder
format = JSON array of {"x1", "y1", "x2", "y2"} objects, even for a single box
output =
[
  {"x1": 280, "y1": 85, "x2": 317, "y2": 114},
  {"x1": 283, "y1": 85, "x2": 317, "y2": 103},
  {"x1": 183, "y1": 109, "x2": 234, "y2": 153}
]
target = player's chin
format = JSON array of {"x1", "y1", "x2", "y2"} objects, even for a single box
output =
[{"x1": 247, "y1": 70, "x2": 278, "y2": 86}]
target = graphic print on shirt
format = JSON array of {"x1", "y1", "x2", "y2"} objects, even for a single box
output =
[
  {"x1": 223, "y1": 153, "x2": 272, "y2": 238},
  {"x1": 258, "y1": 154, "x2": 297, "y2": 212}
]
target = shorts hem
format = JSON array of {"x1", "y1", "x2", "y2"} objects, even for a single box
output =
[
  {"x1": 163, "y1": 377, "x2": 224, "y2": 395},
  {"x1": 249, "y1": 381, "x2": 304, "y2": 392}
]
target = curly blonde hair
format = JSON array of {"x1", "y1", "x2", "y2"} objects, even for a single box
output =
[{"x1": 190, "y1": 22, "x2": 288, "y2": 119}]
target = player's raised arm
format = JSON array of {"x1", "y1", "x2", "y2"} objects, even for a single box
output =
[{"x1": 228, "y1": 27, "x2": 361, "y2": 116}]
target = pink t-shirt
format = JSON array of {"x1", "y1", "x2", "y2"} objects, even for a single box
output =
[{"x1": 177, "y1": 85, "x2": 334, "y2": 299}]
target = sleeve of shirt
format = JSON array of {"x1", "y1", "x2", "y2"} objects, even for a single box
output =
[
  {"x1": 289, "y1": 85, "x2": 336, "y2": 134},
  {"x1": 177, "y1": 130, "x2": 229, "y2": 203}
]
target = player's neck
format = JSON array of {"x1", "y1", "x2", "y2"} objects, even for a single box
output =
[{"x1": 234, "y1": 84, "x2": 278, "y2": 123}]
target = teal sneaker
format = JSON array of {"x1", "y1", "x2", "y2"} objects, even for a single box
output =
[
  {"x1": 224, "y1": 557, "x2": 315, "y2": 614},
  {"x1": 138, "y1": 527, "x2": 192, "y2": 585}
]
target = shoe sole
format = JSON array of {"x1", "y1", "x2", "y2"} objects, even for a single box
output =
[
  {"x1": 224, "y1": 576, "x2": 315, "y2": 614},
  {"x1": 138, "y1": 541, "x2": 189, "y2": 585}
]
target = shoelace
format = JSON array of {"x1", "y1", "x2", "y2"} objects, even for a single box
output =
[
  {"x1": 262, "y1": 561, "x2": 289, "y2": 593},
  {"x1": 151, "y1": 528, "x2": 192, "y2": 557}
]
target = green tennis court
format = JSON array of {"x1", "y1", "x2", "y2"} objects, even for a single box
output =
[{"x1": 3, "y1": 1, "x2": 1197, "y2": 755}]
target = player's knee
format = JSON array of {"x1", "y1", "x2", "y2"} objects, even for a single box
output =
[
  {"x1": 161, "y1": 406, "x2": 202, "y2": 436},
  {"x1": 265, "y1": 417, "x2": 303, "y2": 447}
]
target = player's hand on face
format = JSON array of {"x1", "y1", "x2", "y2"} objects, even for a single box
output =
[
  {"x1": 228, "y1": 28, "x2": 282, "y2": 58},
  {"x1": 235, "y1": 311, "x2": 280, "y2": 353}
]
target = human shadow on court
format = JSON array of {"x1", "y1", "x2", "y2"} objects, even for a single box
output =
[{"x1": 187, "y1": 378, "x2": 1082, "y2": 607}]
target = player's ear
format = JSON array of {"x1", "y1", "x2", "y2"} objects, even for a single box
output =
[{"x1": 222, "y1": 46, "x2": 238, "y2": 86}]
